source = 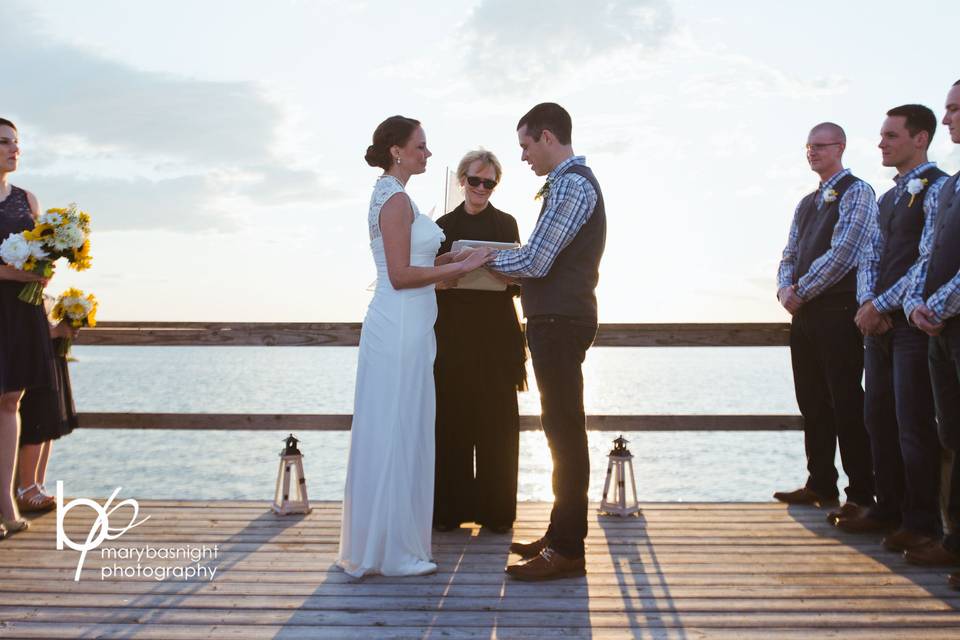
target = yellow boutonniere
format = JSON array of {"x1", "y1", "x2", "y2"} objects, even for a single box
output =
[{"x1": 535, "y1": 179, "x2": 551, "y2": 201}]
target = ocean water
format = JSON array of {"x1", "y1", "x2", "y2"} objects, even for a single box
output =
[{"x1": 46, "y1": 346, "x2": 851, "y2": 502}]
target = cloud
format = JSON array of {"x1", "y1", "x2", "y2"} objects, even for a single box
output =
[
  {"x1": 1, "y1": 17, "x2": 275, "y2": 165},
  {"x1": 0, "y1": 5, "x2": 345, "y2": 232},
  {"x1": 460, "y1": 0, "x2": 675, "y2": 91},
  {"x1": 19, "y1": 174, "x2": 232, "y2": 232}
]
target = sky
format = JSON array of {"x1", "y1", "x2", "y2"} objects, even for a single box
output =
[{"x1": 4, "y1": 0, "x2": 959, "y2": 322}]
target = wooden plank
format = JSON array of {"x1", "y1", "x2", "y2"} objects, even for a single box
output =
[
  {"x1": 4, "y1": 579, "x2": 958, "y2": 600},
  {"x1": 76, "y1": 412, "x2": 803, "y2": 431},
  {"x1": 2, "y1": 592, "x2": 959, "y2": 614},
  {"x1": 3, "y1": 622, "x2": 957, "y2": 640},
  {"x1": 75, "y1": 322, "x2": 791, "y2": 347},
  {"x1": 2, "y1": 606, "x2": 960, "y2": 628}
]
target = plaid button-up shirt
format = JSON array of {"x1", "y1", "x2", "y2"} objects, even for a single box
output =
[
  {"x1": 904, "y1": 172, "x2": 960, "y2": 323},
  {"x1": 490, "y1": 155, "x2": 598, "y2": 278},
  {"x1": 777, "y1": 168, "x2": 878, "y2": 300},
  {"x1": 858, "y1": 162, "x2": 948, "y2": 313}
]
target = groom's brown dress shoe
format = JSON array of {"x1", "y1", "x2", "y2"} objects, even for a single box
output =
[
  {"x1": 949, "y1": 571, "x2": 960, "y2": 590},
  {"x1": 508, "y1": 536, "x2": 549, "y2": 560},
  {"x1": 773, "y1": 487, "x2": 839, "y2": 508},
  {"x1": 506, "y1": 548, "x2": 586, "y2": 582}
]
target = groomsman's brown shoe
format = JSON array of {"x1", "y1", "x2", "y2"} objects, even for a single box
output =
[
  {"x1": 506, "y1": 548, "x2": 585, "y2": 582},
  {"x1": 826, "y1": 502, "x2": 864, "y2": 525},
  {"x1": 509, "y1": 536, "x2": 550, "y2": 560},
  {"x1": 773, "y1": 487, "x2": 839, "y2": 508},
  {"x1": 882, "y1": 529, "x2": 937, "y2": 553},
  {"x1": 904, "y1": 541, "x2": 960, "y2": 567},
  {"x1": 835, "y1": 514, "x2": 898, "y2": 534},
  {"x1": 949, "y1": 571, "x2": 960, "y2": 590}
]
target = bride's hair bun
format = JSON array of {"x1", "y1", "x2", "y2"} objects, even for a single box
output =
[
  {"x1": 365, "y1": 144, "x2": 390, "y2": 169},
  {"x1": 365, "y1": 115, "x2": 421, "y2": 170}
]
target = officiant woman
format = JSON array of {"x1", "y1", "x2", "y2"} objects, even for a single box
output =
[{"x1": 433, "y1": 149, "x2": 527, "y2": 533}]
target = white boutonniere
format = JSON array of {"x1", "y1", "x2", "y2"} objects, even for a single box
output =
[
  {"x1": 906, "y1": 178, "x2": 928, "y2": 207},
  {"x1": 822, "y1": 188, "x2": 839, "y2": 204},
  {"x1": 535, "y1": 178, "x2": 551, "y2": 201}
]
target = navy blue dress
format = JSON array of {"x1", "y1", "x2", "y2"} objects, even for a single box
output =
[{"x1": 0, "y1": 186, "x2": 55, "y2": 394}]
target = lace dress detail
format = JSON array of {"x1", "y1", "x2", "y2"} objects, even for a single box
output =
[{"x1": 368, "y1": 175, "x2": 418, "y2": 241}]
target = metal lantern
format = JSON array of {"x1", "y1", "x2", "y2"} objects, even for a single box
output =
[
  {"x1": 599, "y1": 435, "x2": 640, "y2": 517},
  {"x1": 272, "y1": 434, "x2": 312, "y2": 515}
]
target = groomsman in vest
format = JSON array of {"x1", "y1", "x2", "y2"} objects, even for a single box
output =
[
  {"x1": 489, "y1": 103, "x2": 606, "y2": 581},
  {"x1": 774, "y1": 122, "x2": 876, "y2": 514},
  {"x1": 901, "y1": 82, "x2": 960, "y2": 587},
  {"x1": 836, "y1": 105, "x2": 947, "y2": 552}
]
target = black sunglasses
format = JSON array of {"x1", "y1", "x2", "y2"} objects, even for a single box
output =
[{"x1": 466, "y1": 176, "x2": 498, "y2": 189}]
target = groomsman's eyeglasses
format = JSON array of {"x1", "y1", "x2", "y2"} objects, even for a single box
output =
[
  {"x1": 805, "y1": 142, "x2": 843, "y2": 152},
  {"x1": 466, "y1": 176, "x2": 498, "y2": 189}
]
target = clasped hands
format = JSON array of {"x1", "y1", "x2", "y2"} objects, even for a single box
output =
[
  {"x1": 436, "y1": 246, "x2": 510, "y2": 290},
  {"x1": 909, "y1": 304, "x2": 945, "y2": 337},
  {"x1": 854, "y1": 301, "x2": 892, "y2": 336},
  {"x1": 777, "y1": 285, "x2": 804, "y2": 315}
]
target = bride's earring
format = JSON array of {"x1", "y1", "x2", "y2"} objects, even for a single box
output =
[{"x1": 395, "y1": 156, "x2": 401, "y2": 165}]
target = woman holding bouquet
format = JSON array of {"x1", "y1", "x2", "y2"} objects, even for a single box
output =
[
  {"x1": 337, "y1": 116, "x2": 494, "y2": 577},
  {"x1": 17, "y1": 299, "x2": 80, "y2": 513},
  {"x1": 433, "y1": 149, "x2": 526, "y2": 533},
  {"x1": 0, "y1": 118, "x2": 56, "y2": 538}
]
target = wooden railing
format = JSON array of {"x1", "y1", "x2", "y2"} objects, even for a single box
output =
[{"x1": 74, "y1": 322, "x2": 801, "y2": 432}]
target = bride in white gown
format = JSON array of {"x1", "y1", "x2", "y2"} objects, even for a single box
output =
[{"x1": 337, "y1": 116, "x2": 493, "y2": 577}]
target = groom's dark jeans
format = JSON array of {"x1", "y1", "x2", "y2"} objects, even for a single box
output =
[{"x1": 526, "y1": 315, "x2": 598, "y2": 560}]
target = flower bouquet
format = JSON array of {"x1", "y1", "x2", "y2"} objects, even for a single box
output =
[
  {"x1": 51, "y1": 288, "x2": 98, "y2": 356},
  {"x1": 0, "y1": 203, "x2": 92, "y2": 304}
]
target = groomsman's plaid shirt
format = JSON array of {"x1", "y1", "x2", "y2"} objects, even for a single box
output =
[
  {"x1": 857, "y1": 162, "x2": 948, "y2": 313},
  {"x1": 904, "y1": 172, "x2": 960, "y2": 323},
  {"x1": 777, "y1": 168, "x2": 877, "y2": 300}
]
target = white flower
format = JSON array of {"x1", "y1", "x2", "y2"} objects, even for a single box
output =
[
  {"x1": 0, "y1": 234, "x2": 31, "y2": 269},
  {"x1": 52, "y1": 222, "x2": 85, "y2": 250},
  {"x1": 62, "y1": 295, "x2": 91, "y2": 319},
  {"x1": 28, "y1": 240, "x2": 48, "y2": 260},
  {"x1": 39, "y1": 212, "x2": 63, "y2": 225},
  {"x1": 822, "y1": 188, "x2": 839, "y2": 203},
  {"x1": 0, "y1": 234, "x2": 46, "y2": 269},
  {"x1": 906, "y1": 178, "x2": 926, "y2": 195}
]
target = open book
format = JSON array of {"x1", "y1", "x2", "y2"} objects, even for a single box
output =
[{"x1": 450, "y1": 239, "x2": 520, "y2": 291}]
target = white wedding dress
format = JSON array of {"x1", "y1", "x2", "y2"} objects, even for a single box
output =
[{"x1": 337, "y1": 175, "x2": 444, "y2": 577}]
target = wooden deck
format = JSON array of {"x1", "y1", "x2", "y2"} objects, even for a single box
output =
[{"x1": 1, "y1": 501, "x2": 959, "y2": 639}]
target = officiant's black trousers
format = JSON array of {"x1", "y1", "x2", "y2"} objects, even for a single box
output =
[
  {"x1": 789, "y1": 294, "x2": 874, "y2": 505},
  {"x1": 527, "y1": 315, "x2": 598, "y2": 559}
]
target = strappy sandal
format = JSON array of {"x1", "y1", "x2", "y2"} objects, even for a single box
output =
[
  {"x1": 16, "y1": 484, "x2": 56, "y2": 513},
  {"x1": 0, "y1": 517, "x2": 28, "y2": 535},
  {"x1": 0, "y1": 523, "x2": 7, "y2": 540}
]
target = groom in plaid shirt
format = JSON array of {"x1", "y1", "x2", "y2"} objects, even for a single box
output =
[{"x1": 490, "y1": 103, "x2": 605, "y2": 582}]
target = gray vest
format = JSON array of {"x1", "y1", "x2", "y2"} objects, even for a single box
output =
[
  {"x1": 521, "y1": 164, "x2": 606, "y2": 321},
  {"x1": 793, "y1": 173, "x2": 859, "y2": 299},
  {"x1": 876, "y1": 166, "x2": 948, "y2": 297},
  {"x1": 923, "y1": 173, "x2": 960, "y2": 298}
]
